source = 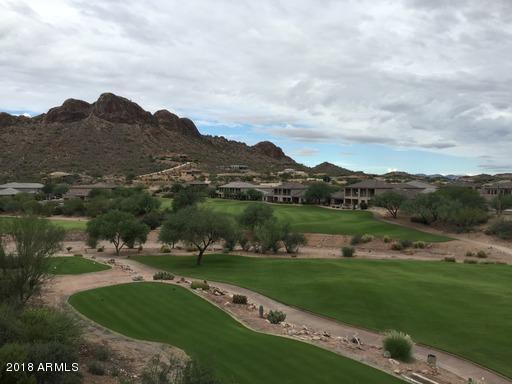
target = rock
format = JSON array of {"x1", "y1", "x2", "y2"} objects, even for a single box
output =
[
  {"x1": 312, "y1": 336, "x2": 321, "y2": 341},
  {"x1": 91, "y1": 92, "x2": 155, "y2": 124},
  {"x1": 350, "y1": 334, "x2": 362, "y2": 345},
  {"x1": 393, "y1": 369, "x2": 402, "y2": 374},
  {"x1": 383, "y1": 350, "x2": 391, "y2": 358},
  {"x1": 44, "y1": 98, "x2": 92, "y2": 123},
  {"x1": 389, "y1": 359, "x2": 400, "y2": 365},
  {"x1": 252, "y1": 141, "x2": 289, "y2": 160},
  {"x1": 322, "y1": 331, "x2": 331, "y2": 338}
]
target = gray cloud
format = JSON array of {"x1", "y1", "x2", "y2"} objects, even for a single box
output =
[{"x1": 0, "y1": 0, "x2": 511, "y2": 172}]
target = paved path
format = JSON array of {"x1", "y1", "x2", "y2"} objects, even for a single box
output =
[{"x1": 120, "y1": 257, "x2": 511, "y2": 384}]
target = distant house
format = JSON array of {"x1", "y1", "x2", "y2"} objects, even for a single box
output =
[
  {"x1": 0, "y1": 187, "x2": 21, "y2": 197},
  {"x1": 64, "y1": 183, "x2": 117, "y2": 200},
  {"x1": 405, "y1": 180, "x2": 438, "y2": 193},
  {"x1": 217, "y1": 182, "x2": 260, "y2": 199},
  {"x1": 480, "y1": 180, "x2": 512, "y2": 201},
  {"x1": 343, "y1": 180, "x2": 423, "y2": 208},
  {"x1": 330, "y1": 191, "x2": 345, "y2": 208},
  {"x1": 0, "y1": 182, "x2": 44, "y2": 195},
  {"x1": 265, "y1": 183, "x2": 307, "y2": 204}
]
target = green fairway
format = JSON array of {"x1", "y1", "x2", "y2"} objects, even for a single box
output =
[
  {"x1": 0, "y1": 216, "x2": 87, "y2": 231},
  {"x1": 46, "y1": 256, "x2": 110, "y2": 274},
  {"x1": 134, "y1": 255, "x2": 512, "y2": 378},
  {"x1": 163, "y1": 198, "x2": 449, "y2": 242},
  {"x1": 69, "y1": 283, "x2": 401, "y2": 384}
]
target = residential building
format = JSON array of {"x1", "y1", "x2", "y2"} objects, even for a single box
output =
[
  {"x1": 480, "y1": 180, "x2": 512, "y2": 200},
  {"x1": 64, "y1": 183, "x2": 117, "y2": 200},
  {"x1": 217, "y1": 182, "x2": 260, "y2": 198},
  {"x1": 330, "y1": 191, "x2": 345, "y2": 208},
  {"x1": 405, "y1": 180, "x2": 438, "y2": 193},
  {"x1": 265, "y1": 183, "x2": 307, "y2": 204},
  {"x1": 343, "y1": 180, "x2": 423, "y2": 208},
  {"x1": 0, "y1": 187, "x2": 21, "y2": 196},
  {"x1": 0, "y1": 182, "x2": 44, "y2": 195}
]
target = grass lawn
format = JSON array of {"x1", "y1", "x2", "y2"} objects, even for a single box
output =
[
  {"x1": 46, "y1": 256, "x2": 110, "y2": 274},
  {"x1": 0, "y1": 216, "x2": 87, "y2": 231},
  {"x1": 159, "y1": 198, "x2": 450, "y2": 242},
  {"x1": 69, "y1": 283, "x2": 401, "y2": 384},
  {"x1": 134, "y1": 255, "x2": 512, "y2": 378}
]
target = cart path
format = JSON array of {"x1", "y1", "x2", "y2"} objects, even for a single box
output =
[{"x1": 46, "y1": 255, "x2": 511, "y2": 384}]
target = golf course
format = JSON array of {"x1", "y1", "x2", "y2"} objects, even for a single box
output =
[
  {"x1": 69, "y1": 283, "x2": 402, "y2": 384},
  {"x1": 0, "y1": 216, "x2": 87, "y2": 231},
  {"x1": 134, "y1": 255, "x2": 512, "y2": 378},
  {"x1": 46, "y1": 256, "x2": 110, "y2": 275},
  {"x1": 159, "y1": 198, "x2": 450, "y2": 242}
]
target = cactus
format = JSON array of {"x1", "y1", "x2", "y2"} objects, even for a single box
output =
[{"x1": 259, "y1": 305, "x2": 264, "y2": 318}]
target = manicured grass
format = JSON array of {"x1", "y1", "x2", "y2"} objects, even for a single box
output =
[
  {"x1": 69, "y1": 283, "x2": 401, "y2": 384},
  {"x1": 0, "y1": 216, "x2": 87, "y2": 231},
  {"x1": 166, "y1": 198, "x2": 449, "y2": 242},
  {"x1": 134, "y1": 255, "x2": 512, "y2": 378},
  {"x1": 46, "y1": 256, "x2": 110, "y2": 275}
]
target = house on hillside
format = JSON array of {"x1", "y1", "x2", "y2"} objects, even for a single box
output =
[
  {"x1": 217, "y1": 182, "x2": 260, "y2": 199},
  {"x1": 0, "y1": 182, "x2": 44, "y2": 195},
  {"x1": 480, "y1": 180, "x2": 512, "y2": 200},
  {"x1": 64, "y1": 183, "x2": 117, "y2": 200},
  {"x1": 343, "y1": 180, "x2": 423, "y2": 208},
  {"x1": 265, "y1": 183, "x2": 307, "y2": 204}
]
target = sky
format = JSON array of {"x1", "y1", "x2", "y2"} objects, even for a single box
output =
[{"x1": 1, "y1": 0, "x2": 511, "y2": 175}]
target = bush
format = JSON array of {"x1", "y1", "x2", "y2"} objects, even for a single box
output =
[
  {"x1": 232, "y1": 295, "x2": 248, "y2": 304},
  {"x1": 390, "y1": 242, "x2": 403, "y2": 251},
  {"x1": 383, "y1": 330, "x2": 413, "y2": 361},
  {"x1": 267, "y1": 310, "x2": 286, "y2": 324},
  {"x1": 190, "y1": 281, "x2": 210, "y2": 290},
  {"x1": 443, "y1": 256, "x2": 456, "y2": 262},
  {"x1": 465, "y1": 251, "x2": 475, "y2": 257},
  {"x1": 132, "y1": 275, "x2": 144, "y2": 281},
  {"x1": 88, "y1": 361, "x2": 106, "y2": 376},
  {"x1": 160, "y1": 245, "x2": 171, "y2": 253},
  {"x1": 486, "y1": 219, "x2": 512, "y2": 240},
  {"x1": 341, "y1": 246, "x2": 355, "y2": 257},
  {"x1": 464, "y1": 259, "x2": 478, "y2": 264},
  {"x1": 399, "y1": 239, "x2": 413, "y2": 249},
  {"x1": 383, "y1": 235, "x2": 392, "y2": 243},
  {"x1": 477, "y1": 250, "x2": 488, "y2": 259},
  {"x1": 412, "y1": 241, "x2": 426, "y2": 249},
  {"x1": 93, "y1": 345, "x2": 110, "y2": 362},
  {"x1": 361, "y1": 234, "x2": 374, "y2": 243},
  {"x1": 97, "y1": 246, "x2": 104, "y2": 252},
  {"x1": 153, "y1": 271, "x2": 174, "y2": 280},
  {"x1": 73, "y1": 254, "x2": 83, "y2": 257},
  {"x1": 350, "y1": 234, "x2": 363, "y2": 245}
]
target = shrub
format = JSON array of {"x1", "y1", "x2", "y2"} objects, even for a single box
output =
[
  {"x1": 443, "y1": 256, "x2": 456, "y2": 262},
  {"x1": 477, "y1": 250, "x2": 488, "y2": 259},
  {"x1": 153, "y1": 271, "x2": 174, "y2": 280},
  {"x1": 464, "y1": 259, "x2": 478, "y2": 264},
  {"x1": 88, "y1": 361, "x2": 106, "y2": 376},
  {"x1": 73, "y1": 254, "x2": 83, "y2": 257},
  {"x1": 383, "y1": 330, "x2": 413, "y2": 362},
  {"x1": 97, "y1": 246, "x2": 104, "y2": 252},
  {"x1": 412, "y1": 241, "x2": 426, "y2": 249},
  {"x1": 486, "y1": 219, "x2": 512, "y2": 240},
  {"x1": 341, "y1": 246, "x2": 355, "y2": 257},
  {"x1": 190, "y1": 281, "x2": 210, "y2": 290},
  {"x1": 361, "y1": 234, "x2": 374, "y2": 243},
  {"x1": 232, "y1": 295, "x2": 248, "y2": 304},
  {"x1": 132, "y1": 275, "x2": 144, "y2": 281},
  {"x1": 93, "y1": 345, "x2": 110, "y2": 362},
  {"x1": 465, "y1": 251, "x2": 475, "y2": 257},
  {"x1": 390, "y1": 242, "x2": 403, "y2": 251},
  {"x1": 383, "y1": 236, "x2": 392, "y2": 243},
  {"x1": 267, "y1": 310, "x2": 286, "y2": 324},
  {"x1": 66, "y1": 246, "x2": 73, "y2": 252},
  {"x1": 399, "y1": 239, "x2": 413, "y2": 249},
  {"x1": 360, "y1": 201, "x2": 368, "y2": 210},
  {"x1": 350, "y1": 234, "x2": 363, "y2": 245},
  {"x1": 160, "y1": 245, "x2": 171, "y2": 253}
]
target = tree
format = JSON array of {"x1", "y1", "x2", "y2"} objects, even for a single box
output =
[
  {"x1": 304, "y1": 183, "x2": 335, "y2": 204},
  {"x1": 238, "y1": 203, "x2": 274, "y2": 230},
  {"x1": 373, "y1": 191, "x2": 407, "y2": 218},
  {"x1": 490, "y1": 195, "x2": 512, "y2": 216},
  {"x1": 253, "y1": 220, "x2": 285, "y2": 253},
  {"x1": 172, "y1": 187, "x2": 205, "y2": 212},
  {"x1": 403, "y1": 193, "x2": 443, "y2": 224},
  {"x1": 160, "y1": 207, "x2": 234, "y2": 265},
  {"x1": 0, "y1": 217, "x2": 64, "y2": 304},
  {"x1": 86, "y1": 211, "x2": 150, "y2": 255},
  {"x1": 246, "y1": 189, "x2": 264, "y2": 201},
  {"x1": 282, "y1": 224, "x2": 307, "y2": 254}
]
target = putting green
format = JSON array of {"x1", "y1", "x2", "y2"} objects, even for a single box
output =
[
  {"x1": 134, "y1": 255, "x2": 512, "y2": 378},
  {"x1": 46, "y1": 256, "x2": 110, "y2": 274},
  {"x1": 69, "y1": 283, "x2": 401, "y2": 384}
]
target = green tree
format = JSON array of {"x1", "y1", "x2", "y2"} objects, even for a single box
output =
[
  {"x1": 253, "y1": 220, "x2": 284, "y2": 253},
  {"x1": 160, "y1": 207, "x2": 234, "y2": 265},
  {"x1": 304, "y1": 183, "x2": 335, "y2": 204},
  {"x1": 373, "y1": 191, "x2": 407, "y2": 218},
  {"x1": 172, "y1": 187, "x2": 205, "y2": 212},
  {"x1": 86, "y1": 211, "x2": 150, "y2": 255},
  {"x1": 490, "y1": 195, "x2": 512, "y2": 216},
  {"x1": 0, "y1": 217, "x2": 64, "y2": 304},
  {"x1": 246, "y1": 189, "x2": 264, "y2": 201},
  {"x1": 403, "y1": 193, "x2": 443, "y2": 224},
  {"x1": 238, "y1": 203, "x2": 274, "y2": 230},
  {"x1": 282, "y1": 224, "x2": 307, "y2": 254},
  {"x1": 62, "y1": 198, "x2": 85, "y2": 216}
]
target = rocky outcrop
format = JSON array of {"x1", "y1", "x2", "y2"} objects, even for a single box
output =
[
  {"x1": 91, "y1": 93, "x2": 155, "y2": 124},
  {"x1": 252, "y1": 141, "x2": 288, "y2": 160},
  {"x1": 44, "y1": 98, "x2": 92, "y2": 123}
]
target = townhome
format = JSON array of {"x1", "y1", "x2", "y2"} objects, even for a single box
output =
[
  {"x1": 480, "y1": 180, "x2": 512, "y2": 200},
  {"x1": 0, "y1": 182, "x2": 44, "y2": 195},
  {"x1": 265, "y1": 182, "x2": 307, "y2": 204},
  {"x1": 217, "y1": 182, "x2": 260, "y2": 199},
  {"x1": 64, "y1": 183, "x2": 117, "y2": 200},
  {"x1": 343, "y1": 180, "x2": 423, "y2": 208}
]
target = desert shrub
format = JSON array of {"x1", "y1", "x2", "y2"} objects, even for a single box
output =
[
  {"x1": 267, "y1": 310, "x2": 286, "y2": 324},
  {"x1": 132, "y1": 275, "x2": 144, "y2": 281},
  {"x1": 153, "y1": 271, "x2": 174, "y2": 280},
  {"x1": 399, "y1": 239, "x2": 413, "y2": 249},
  {"x1": 66, "y1": 246, "x2": 73, "y2": 252},
  {"x1": 160, "y1": 245, "x2": 171, "y2": 253},
  {"x1": 350, "y1": 234, "x2": 363, "y2": 245},
  {"x1": 486, "y1": 219, "x2": 512, "y2": 240},
  {"x1": 97, "y1": 246, "x2": 104, "y2": 252},
  {"x1": 232, "y1": 295, "x2": 248, "y2": 304},
  {"x1": 390, "y1": 242, "x2": 403, "y2": 251},
  {"x1": 190, "y1": 281, "x2": 209, "y2": 290},
  {"x1": 465, "y1": 251, "x2": 475, "y2": 257},
  {"x1": 383, "y1": 330, "x2": 413, "y2": 361},
  {"x1": 477, "y1": 250, "x2": 488, "y2": 259},
  {"x1": 93, "y1": 345, "x2": 110, "y2": 362},
  {"x1": 88, "y1": 361, "x2": 106, "y2": 376},
  {"x1": 282, "y1": 229, "x2": 307, "y2": 254},
  {"x1": 412, "y1": 241, "x2": 426, "y2": 249},
  {"x1": 360, "y1": 201, "x2": 368, "y2": 210},
  {"x1": 341, "y1": 246, "x2": 355, "y2": 257},
  {"x1": 464, "y1": 259, "x2": 478, "y2": 264},
  {"x1": 383, "y1": 235, "x2": 392, "y2": 243},
  {"x1": 361, "y1": 234, "x2": 374, "y2": 243},
  {"x1": 443, "y1": 256, "x2": 456, "y2": 262},
  {"x1": 73, "y1": 254, "x2": 83, "y2": 257}
]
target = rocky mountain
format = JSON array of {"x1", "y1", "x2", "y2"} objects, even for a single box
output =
[
  {"x1": 0, "y1": 93, "x2": 300, "y2": 181},
  {"x1": 311, "y1": 162, "x2": 353, "y2": 176}
]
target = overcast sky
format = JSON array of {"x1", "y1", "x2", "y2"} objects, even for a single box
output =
[{"x1": 1, "y1": 0, "x2": 511, "y2": 175}]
